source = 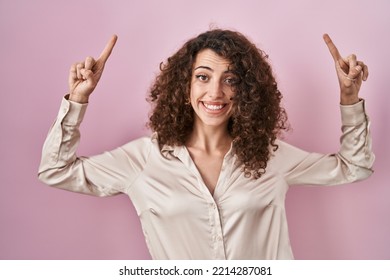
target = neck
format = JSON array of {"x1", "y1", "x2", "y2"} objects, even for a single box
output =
[{"x1": 186, "y1": 120, "x2": 232, "y2": 153}]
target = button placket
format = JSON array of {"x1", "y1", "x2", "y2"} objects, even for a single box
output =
[
  {"x1": 208, "y1": 152, "x2": 233, "y2": 259},
  {"x1": 208, "y1": 200, "x2": 226, "y2": 259},
  {"x1": 176, "y1": 145, "x2": 228, "y2": 259}
]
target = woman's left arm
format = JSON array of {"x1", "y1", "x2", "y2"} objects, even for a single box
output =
[
  {"x1": 281, "y1": 35, "x2": 374, "y2": 186},
  {"x1": 282, "y1": 100, "x2": 374, "y2": 186}
]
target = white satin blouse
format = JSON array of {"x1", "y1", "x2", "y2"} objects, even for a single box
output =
[{"x1": 38, "y1": 97, "x2": 374, "y2": 259}]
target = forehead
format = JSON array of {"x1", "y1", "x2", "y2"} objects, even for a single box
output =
[{"x1": 193, "y1": 49, "x2": 232, "y2": 70}]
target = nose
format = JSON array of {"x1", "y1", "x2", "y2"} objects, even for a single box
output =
[{"x1": 208, "y1": 80, "x2": 223, "y2": 99}]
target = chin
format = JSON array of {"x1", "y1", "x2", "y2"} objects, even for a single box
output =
[{"x1": 196, "y1": 115, "x2": 231, "y2": 128}]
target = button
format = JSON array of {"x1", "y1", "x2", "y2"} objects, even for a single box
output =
[
  {"x1": 217, "y1": 236, "x2": 222, "y2": 241},
  {"x1": 150, "y1": 208, "x2": 157, "y2": 215}
]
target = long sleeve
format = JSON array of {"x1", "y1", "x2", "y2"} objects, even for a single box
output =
[
  {"x1": 279, "y1": 99, "x2": 375, "y2": 186},
  {"x1": 38, "y1": 96, "x2": 151, "y2": 196}
]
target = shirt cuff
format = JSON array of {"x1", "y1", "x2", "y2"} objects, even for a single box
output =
[
  {"x1": 340, "y1": 99, "x2": 366, "y2": 126},
  {"x1": 57, "y1": 94, "x2": 88, "y2": 126}
]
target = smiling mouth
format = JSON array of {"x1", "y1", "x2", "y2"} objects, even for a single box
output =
[{"x1": 202, "y1": 102, "x2": 227, "y2": 111}]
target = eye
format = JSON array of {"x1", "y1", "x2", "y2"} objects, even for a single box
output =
[
  {"x1": 224, "y1": 76, "x2": 239, "y2": 85},
  {"x1": 195, "y1": 74, "x2": 208, "y2": 82}
]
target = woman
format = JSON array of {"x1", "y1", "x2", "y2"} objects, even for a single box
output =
[{"x1": 38, "y1": 29, "x2": 374, "y2": 259}]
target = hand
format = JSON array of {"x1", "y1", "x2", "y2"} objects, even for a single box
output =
[
  {"x1": 323, "y1": 34, "x2": 368, "y2": 105},
  {"x1": 68, "y1": 35, "x2": 118, "y2": 103}
]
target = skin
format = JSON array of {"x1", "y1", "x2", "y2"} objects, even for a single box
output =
[
  {"x1": 189, "y1": 48, "x2": 237, "y2": 129},
  {"x1": 68, "y1": 34, "x2": 369, "y2": 194},
  {"x1": 69, "y1": 35, "x2": 117, "y2": 103},
  {"x1": 323, "y1": 34, "x2": 368, "y2": 105},
  {"x1": 185, "y1": 49, "x2": 238, "y2": 194}
]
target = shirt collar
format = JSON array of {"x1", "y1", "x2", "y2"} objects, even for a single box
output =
[
  {"x1": 152, "y1": 132, "x2": 184, "y2": 158},
  {"x1": 153, "y1": 132, "x2": 236, "y2": 159}
]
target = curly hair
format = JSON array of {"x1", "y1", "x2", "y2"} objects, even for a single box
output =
[{"x1": 148, "y1": 29, "x2": 288, "y2": 179}]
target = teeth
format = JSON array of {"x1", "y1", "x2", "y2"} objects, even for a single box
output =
[{"x1": 203, "y1": 103, "x2": 224, "y2": 110}]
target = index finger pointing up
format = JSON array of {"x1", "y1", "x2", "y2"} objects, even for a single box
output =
[
  {"x1": 323, "y1": 33, "x2": 342, "y2": 62},
  {"x1": 98, "y1": 34, "x2": 118, "y2": 64}
]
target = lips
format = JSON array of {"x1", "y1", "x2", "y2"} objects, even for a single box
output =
[{"x1": 201, "y1": 101, "x2": 227, "y2": 111}]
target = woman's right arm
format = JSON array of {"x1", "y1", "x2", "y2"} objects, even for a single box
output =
[
  {"x1": 38, "y1": 94, "x2": 150, "y2": 196},
  {"x1": 37, "y1": 35, "x2": 145, "y2": 196}
]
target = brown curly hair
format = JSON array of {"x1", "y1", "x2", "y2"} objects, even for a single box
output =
[{"x1": 148, "y1": 29, "x2": 288, "y2": 179}]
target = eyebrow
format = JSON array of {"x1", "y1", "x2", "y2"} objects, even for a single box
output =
[
  {"x1": 194, "y1": 65, "x2": 235, "y2": 74},
  {"x1": 194, "y1": 66, "x2": 213, "y2": 71}
]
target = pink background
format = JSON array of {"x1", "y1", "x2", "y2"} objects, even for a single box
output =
[{"x1": 0, "y1": 0, "x2": 389, "y2": 259}]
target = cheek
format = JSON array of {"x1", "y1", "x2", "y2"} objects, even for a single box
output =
[
  {"x1": 189, "y1": 88, "x2": 199, "y2": 107},
  {"x1": 190, "y1": 83, "x2": 205, "y2": 100},
  {"x1": 222, "y1": 84, "x2": 236, "y2": 97}
]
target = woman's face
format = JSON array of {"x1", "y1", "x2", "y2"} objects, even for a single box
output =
[{"x1": 189, "y1": 49, "x2": 238, "y2": 130}]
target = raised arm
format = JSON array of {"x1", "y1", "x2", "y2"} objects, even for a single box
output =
[
  {"x1": 38, "y1": 35, "x2": 143, "y2": 196},
  {"x1": 282, "y1": 35, "x2": 374, "y2": 186}
]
